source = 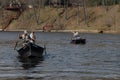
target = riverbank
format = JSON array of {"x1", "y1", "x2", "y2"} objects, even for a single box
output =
[{"x1": 1, "y1": 5, "x2": 120, "y2": 33}]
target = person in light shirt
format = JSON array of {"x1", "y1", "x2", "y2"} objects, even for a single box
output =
[
  {"x1": 73, "y1": 31, "x2": 79, "y2": 37},
  {"x1": 73, "y1": 31, "x2": 81, "y2": 39},
  {"x1": 19, "y1": 30, "x2": 31, "y2": 46},
  {"x1": 19, "y1": 30, "x2": 30, "y2": 42},
  {"x1": 29, "y1": 31, "x2": 36, "y2": 43}
]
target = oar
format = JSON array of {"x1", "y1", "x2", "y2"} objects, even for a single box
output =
[
  {"x1": 14, "y1": 34, "x2": 20, "y2": 50},
  {"x1": 44, "y1": 45, "x2": 47, "y2": 55},
  {"x1": 14, "y1": 40, "x2": 18, "y2": 50}
]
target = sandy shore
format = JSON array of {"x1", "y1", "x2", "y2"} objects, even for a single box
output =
[{"x1": 0, "y1": 29, "x2": 119, "y2": 34}]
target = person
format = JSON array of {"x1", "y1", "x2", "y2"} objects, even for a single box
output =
[
  {"x1": 72, "y1": 31, "x2": 81, "y2": 39},
  {"x1": 73, "y1": 31, "x2": 79, "y2": 37},
  {"x1": 29, "y1": 31, "x2": 36, "y2": 43},
  {"x1": 19, "y1": 30, "x2": 30, "y2": 43}
]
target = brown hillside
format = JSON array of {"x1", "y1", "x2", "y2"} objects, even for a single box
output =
[{"x1": 1, "y1": 5, "x2": 120, "y2": 33}]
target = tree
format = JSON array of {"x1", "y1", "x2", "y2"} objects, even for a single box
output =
[
  {"x1": 64, "y1": 0, "x2": 68, "y2": 20},
  {"x1": 82, "y1": 0, "x2": 88, "y2": 26}
]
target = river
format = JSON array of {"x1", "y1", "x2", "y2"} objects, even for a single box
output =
[{"x1": 0, "y1": 31, "x2": 120, "y2": 80}]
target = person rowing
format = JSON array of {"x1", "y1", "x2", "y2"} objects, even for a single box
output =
[
  {"x1": 29, "y1": 31, "x2": 36, "y2": 43},
  {"x1": 72, "y1": 31, "x2": 81, "y2": 39},
  {"x1": 19, "y1": 30, "x2": 30, "y2": 46},
  {"x1": 19, "y1": 30, "x2": 37, "y2": 43}
]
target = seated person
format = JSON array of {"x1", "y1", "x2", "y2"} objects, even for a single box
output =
[
  {"x1": 29, "y1": 31, "x2": 36, "y2": 43},
  {"x1": 19, "y1": 30, "x2": 30, "y2": 46},
  {"x1": 73, "y1": 31, "x2": 81, "y2": 39}
]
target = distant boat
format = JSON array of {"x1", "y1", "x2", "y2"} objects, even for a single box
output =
[
  {"x1": 71, "y1": 37, "x2": 86, "y2": 44},
  {"x1": 17, "y1": 42, "x2": 45, "y2": 58}
]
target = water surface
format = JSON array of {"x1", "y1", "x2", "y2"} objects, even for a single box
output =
[{"x1": 0, "y1": 31, "x2": 120, "y2": 80}]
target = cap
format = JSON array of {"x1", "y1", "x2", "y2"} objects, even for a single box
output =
[{"x1": 24, "y1": 30, "x2": 27, "y2": 34}]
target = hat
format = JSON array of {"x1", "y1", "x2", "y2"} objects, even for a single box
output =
[{"x1": 24, "y1": 30, "x2": 27, "y2": 34}]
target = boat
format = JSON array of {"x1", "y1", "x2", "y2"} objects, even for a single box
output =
[
  {"x1": 71, "y1": 37, "x2": 86, "y2": 44},
  {"x1": 17, "y1": 42, "x2": 45, "y2": 58}
]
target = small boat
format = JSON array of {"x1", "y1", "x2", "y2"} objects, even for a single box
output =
[
  {"x1": 17, "y1": 42, "x2": 45, "y2": 58},
  {"x1": 71, "y1": 37, "x2": 86, "y2": 44}
]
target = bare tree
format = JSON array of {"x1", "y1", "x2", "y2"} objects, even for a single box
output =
[
  {"x1": 57, "y1": 0, "x2": 60, "y2": 27},
  {"x1": 30, "y1": 0, "x2": 40, "y2": 25},
  {"x1": 82, "y1": 0, "x2": 88, "y2": 26},
  {"x1": 49, "y1": 0, "x2": 51, "y2": 7},
  {"x1": 77, "y1": 0, "x2": 80, "y2": 25},
  {"x1": 102, "y1": 0, "x2": 108, "y2": 12},
  {"x1": 40, "y1": 0, "x2": 44, "y2": 8},
  {"x1": 64, "y1": 0, "x2": 68, "y2": 20}
]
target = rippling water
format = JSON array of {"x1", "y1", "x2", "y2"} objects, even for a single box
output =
[{"x1": 0, "y1": 31, "x2": 120, "y2": 80}]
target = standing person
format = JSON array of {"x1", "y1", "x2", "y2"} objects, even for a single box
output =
[{"x1": 29, "y1": 31, "x2": 36, "y2": 43}]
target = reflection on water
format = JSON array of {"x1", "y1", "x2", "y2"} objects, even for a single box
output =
[
  {"x1": 0, "y1": 31, "x2": 120, "y2": 80},
  {"x1": 18, "y1": 56, "x2": 44, "y2": 70}
]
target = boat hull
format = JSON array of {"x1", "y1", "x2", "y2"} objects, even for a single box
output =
[
  {"x1": 71, "y1": 38, "x2": 86, "y2": 44},
  {"x1": 17, "y1": 43, "x2": 44, "y2": 58}
]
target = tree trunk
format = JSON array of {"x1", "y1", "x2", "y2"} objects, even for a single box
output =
[
  {"x1": 102, "y1": 0, "x2": 108, "y2": 12},
  {"x1": 77, "y1": 1, "x2": 80, "y2": 25},
  {"x1": 31, "y1": 0, "x2": 40, "y2": 25},
  {"x1": 82, "y1": 0, "x2": 88, "y2": 26},
  {"x1": 64, "y1": 0, "x2": 68, "y2": 20}
]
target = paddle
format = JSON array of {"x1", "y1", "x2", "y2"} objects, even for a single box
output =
[
  {"x1": 44, "y1": 45, "x2": 47, "y2": 55},
  {"x1": 14, "y1": 34, "x2": 20, "y2": 50},
  {"x1": 14, "y1": 40, "x2": 18, "y2": 50}
]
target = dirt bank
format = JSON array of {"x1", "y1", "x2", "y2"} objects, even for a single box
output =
[{"x1": 1, "y1": 5, "x2": 120, "y2": 33}]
